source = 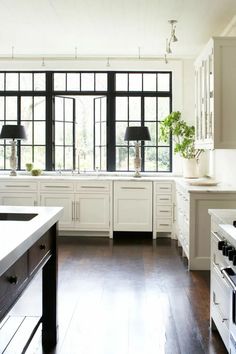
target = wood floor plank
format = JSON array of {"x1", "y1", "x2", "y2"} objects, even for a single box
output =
[{"x1": 3, "y1": 237, "x2": 228, "y2": 354}]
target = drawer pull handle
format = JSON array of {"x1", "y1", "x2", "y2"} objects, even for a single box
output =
[
  {"x1": 159, "y1": 210, "x2": 169, "y2": 213},
  {"x1": 159, "y1": 198, "x2": 169, "y2": 201},
  {"x1": 5, "y1": 185, "x2": 30, "y2": 188},
  {"x1": 80, "y1": 186, "x2": 105, "y2": 189},
  {"x1": 39, "y1": 244, "x2": 46, "y2": 250},
  {"x1": 8, "y1": 276, "x2": 18, "y2": 284},
  {"x1": 121, "y1": 187, "x2": 146, "y2": 190},
  {"x1": 159, "y1": 187, "x2": 170, "y2": 190},
  {"x1": 45, "y1": 186, "x2": 70, "y2": 188},
  {"x1": 160, "y1": 223, "x2": 170, "y2": 226}
]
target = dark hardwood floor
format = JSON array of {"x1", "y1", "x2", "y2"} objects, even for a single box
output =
[{"x1": 2, "y1": 237, "x2": 227, "y2": 354}]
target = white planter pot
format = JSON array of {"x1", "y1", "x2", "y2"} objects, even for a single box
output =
[{"x1": 182, "y1": 158, "x2": 199, "y2": 178}]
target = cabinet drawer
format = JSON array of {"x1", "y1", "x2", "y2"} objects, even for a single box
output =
[
  {"x1": 75, "y1": 181, "x2": 111, "y2": 192},
  {"x1": 156, "y1": 194, "x2": 172, "y2": 204},
  {"x1": 0, "y1": 181, "x2": 37, "y2": 191},
  {"x1": 40, "y1": 182, "x2": 74, "y2": 192},
  {"x1": 29, "y1": 232, "x2": 51, "y2": 274},
  {"x1": 156, "y1": 218, "x2": 172, "y2": 231},
  {"x1": 0, "y1": 253, "x2": 28, "y2": 315},
  {"x1": 156, "y1": 205, "x2": 172, "y2": 218},
  {"x1": 155, "y1": 182, "x2": 172, "y2": 193}
]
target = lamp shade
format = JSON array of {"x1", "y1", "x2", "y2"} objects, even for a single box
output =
[
  {"x1": 124, "y1": 126, "x2": 151, "y2": 141},
  {"x1": 0, "y1": 125, "x2": 26, "y2": 140}
]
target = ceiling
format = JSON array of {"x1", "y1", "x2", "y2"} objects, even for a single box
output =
[{"x1": 0, "y1": 0, "x2": 236, "y2": 59}]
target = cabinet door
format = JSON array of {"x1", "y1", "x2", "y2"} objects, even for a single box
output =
[
  {"x1": 0, "y1": 193, "x2": 38, "y2": 206},
  {"x1": 40, "y1": 193, "x2": 74, "y2": 229},
  {"x1": 74, "y1": 193, "x2": 110, "y2": 230},
  {"x1": 113, "y1": 181, "x2": 152, "y2": 231}
]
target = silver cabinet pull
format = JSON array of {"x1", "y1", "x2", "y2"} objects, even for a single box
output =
[
  {"x1": 159, "y1": 187, "x2": 170, "y2": 190},
  {"x1": 159, "y1": 210, "x2": 169, "y2": 213},
  {"x1": 159, "y1": 223, "x2": 170, "y2": 226},
  {"x1": 5, "y1": 185, "x2": 30, "y2": 188},
  {"x1": 121, "y1": 187, "x2": 146, "y2": 190},
  {"x1": 173, "y1": 203, "x2": 176, "y2": 222},
  {"x1": 80, "y1": 186, "x2": 105, "y2": 189},
  {"x1": 76, "y1": 201, "x2": 80, "y2": 220},
  {"x1": 45, "y1": 185, "x2": 70, "y2": 188},
  {"x1": 72, "y1": 201, "x2": 74, "y2": 221}
]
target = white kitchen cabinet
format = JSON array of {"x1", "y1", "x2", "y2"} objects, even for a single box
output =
[
  {"x1": 195, "y1": 37, "x2": 236, "y2": 149},
  {"x1": 113, "y1": 181, "x2": 152, "y2": 232},
  {"x1": 175, "y1": 180, "x2": 236, "y2": 270},
  {"x1": 153, "y1": 181, "x2": 174, "y2": 239},
  {"x1": 0, "y1": 180, "x2": 38, "y2": 206},
  {"x1": 39, "y1": 180, "x2": 112, "y2": 236}
]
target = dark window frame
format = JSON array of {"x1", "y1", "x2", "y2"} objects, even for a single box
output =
[{"x1": 0, "y1": 70, "x2": 172, "y2": 172}]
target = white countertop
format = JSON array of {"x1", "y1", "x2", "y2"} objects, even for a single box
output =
[
  {"x1": 209, "y1": 209, "x2": 236, "y2": 246},
  {"x1": 0, "y1": 206, "x2": 63, "y2": 277}
]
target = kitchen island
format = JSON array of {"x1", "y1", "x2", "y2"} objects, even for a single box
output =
[{"x1": 0, "y1": 205, "x2": 63, "y2": 353}]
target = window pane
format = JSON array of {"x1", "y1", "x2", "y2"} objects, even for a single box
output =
[
  {"x1": 21, "y1": 97, "x2": 33, "y2": 120},
  {"x1": 34, "y1": 122, "x2": 45, "y2": 144},
  {"x1": 158, "y1": 73, "x2": 170, "y2": 91},
  {"x1": 34, "y1": 146, "x2": 45, "y2": 169},
  {"x1": 101, "y1": 97, "x2": 106, "y2": 121},
  {"x1": 116, "y1": 74, "x2": 128, "y2": 91},
  {"x1": 55, "y1": 146, "x2": 63, "y2": 169},
  {"x1": 34, "y1": 97, "x2": 46, "y2": 120},
  {"x1": 95, "y1": 147, "x2": 100, "y2": 170},
  {"x1": 129, "y1": 97, "x2": 141, "y2": 121},
  {"x1": 129, "y1": 74, "x2": 142, "y2": 91},
  {"x1": 20, "y1": 146, "x2": 32, "y2": 169},
  {"x1": 34, "y1": 73, "x2": 46, "y2": 91},
  {"x1": 144, "y1": 147, "x2": 156, "y2": 171},
  {"x1": 145, "y1": 122, "x2": 156, "y2": 146},
  {"x1": 158, "y1": 122, "x2": 170, "y2": 146},
  {"x1": 0, "y1": 97, "x2": 4, "y2": 120},
  {"x1": 55, "y1": 97, "x2": 64, "y2": 121},
  {"x1": 116, "y1": 147, "x2": 128, "y2": 170},
  {"x1": 55, "y1": 122, "x2": 64, "y2": 145},
  {"x1": 81, "y1": 73, "x2": 94, "y2": 91},
  {"x1": 0, "y1": 73, "x2": 4, "y2": 91},
  {"x1": 116, "y1": 97, "x2": 128, "y2": 121},
  {"x1": 116, "y1": 122, "x2": 127, "y2": 146},
  {"x1": 54, "y1": 73, "x2": 66, "y2": 91},
  {"x1": 158, "y1": 147, "x2": 170, "y2": 171},
  {"x1": 0, "y1": 146, "x2": 4, "y2": 169},
  {"x1": 65, "y1": 123, "x2": 73, "y2": 145},
  {"x1": 20, "y1": 73, "x2": 32, "y2": 91},
  {"x1": 95, "y1": 73, "x2": 107, "y2": 91},
  {"x1": 95, "y1": 99, "x2": 101, "y2": 122},
  {"x1": 65, "y1": 147, "x2": 73, "y2": 169},
  {"x1": 67, "y1": 73, "x2": 80, "y2": 91},
  {"x1": 145, "y1": 97, "x2": 157, "y2": 121},
  {"x1": 101, "y1": 122, "x2": 106, "y2": 146},
  {"x1": 65, "y1": 99, "x2": 73, "y2": 122},
  {"x1": 143, "y1": 74, "x2": 156, "y2": 91},
  {"x1": 6, "y1": 73, "x2": 18, "y2": 91},
  {"x1": 6, "y1": 97, "x2": 17, "y2": 120},
  {"x1": 158, "y1": 97, "x2": 170, "y2": 120},
  {"x1": 101, "y1": 146, "x2": 106, "y2": 170},
  {"x1": 23, "y1": 121, "x2": 32, "y2": 145},
  {"x1": 95, "y1": 122, "x2": 100, "y2": 145}
]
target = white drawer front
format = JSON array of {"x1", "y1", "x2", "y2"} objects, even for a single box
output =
[
  {"x1": 0, "y1": 181, "x2": 37, "y2": 191},
  {"x1": 40, "y1": 182, "x2": 74, "y2": 191},
  {"x1": 156, "y1": 194, "x2": 172, "y2": 204},
  {"x1": 155, "y1": 182, "x2": 172, "y2": 193},
  {"x1": 156, "y1": 205, "x2": 172, "y2": 218},
  {"x1": 156, "y1": 218, "x2": 172, "y2": 231}
]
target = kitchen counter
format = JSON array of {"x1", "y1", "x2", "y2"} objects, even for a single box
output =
[
  {"x1": 0, "y1": 205, "x2": 63, "y2": 352},
  {"x1": 0, "y1": 205, "x2": 63, "y2": 276}
]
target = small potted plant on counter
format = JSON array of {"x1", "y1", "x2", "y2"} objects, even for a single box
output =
[{"x1": 159, "y1": 111, "x2": 203, "y2": 178}]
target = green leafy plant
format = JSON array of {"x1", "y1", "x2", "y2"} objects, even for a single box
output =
[{"x1": 159, "y1": 111, "x2": 202, "y2": 159}]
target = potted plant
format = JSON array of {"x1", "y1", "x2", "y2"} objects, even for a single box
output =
[{"x1": 159, "y1": 111, "x2": 202, "y2": 178}]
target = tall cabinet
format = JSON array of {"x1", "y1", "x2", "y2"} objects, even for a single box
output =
[{"x1": 195, "y1": 37, "x2": 236, "y2": 149}]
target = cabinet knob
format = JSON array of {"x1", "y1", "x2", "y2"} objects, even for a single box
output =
[
  {"x1": 228, "y1": 249, "x2": 236, "y2": 261},
  {"x1": 8, "y1": 275, "x2": 18, "y2": 284},
  {"x1": 39, "y1": 244, "x2": 46, "y2": 250},
  {"x1": 233, "y1": 255, "x2": 236, "y2": 266},
  {"x1": 225, "y1": 246, "x2": 233, "y2": 256},
  {"x1": 218, "y1": 240, "x2": 226, "y2": 250}
]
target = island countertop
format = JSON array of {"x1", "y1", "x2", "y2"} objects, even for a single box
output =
[{"x1": 0, "y1": 205, "x2": 63, "y2": 277}]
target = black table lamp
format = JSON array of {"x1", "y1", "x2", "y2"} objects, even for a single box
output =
[
  {"x1": 124, "y1": 126, "x2": 151, "y2": 177},
  {"x1": 0, "y1": 125, "x2": 26, "y2": 176}
]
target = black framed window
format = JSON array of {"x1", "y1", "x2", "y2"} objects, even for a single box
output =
[{"x1": 0, "y1": 70, "x2": 172, "y2": 173}]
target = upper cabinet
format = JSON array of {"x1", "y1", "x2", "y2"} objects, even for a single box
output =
[{"x1": 195, "y1": 37, "x2": 236, "y2": 149}]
